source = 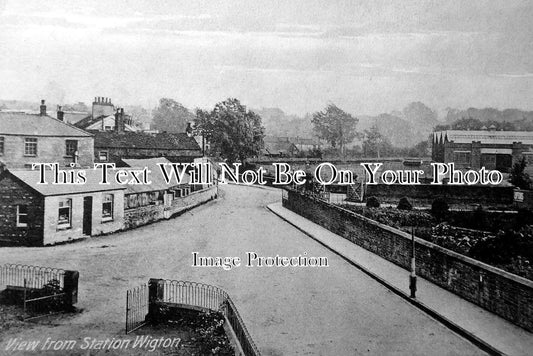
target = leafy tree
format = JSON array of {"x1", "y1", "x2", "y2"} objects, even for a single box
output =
[
  {"x1": 311, "y1": 104, "x2": 358, "y2": 156},
  {"x1": 194, "y1": 98, "x2": 264, "y2": 163},
  {"x1": 152, "y1": 98, "x2": 195, "y2": 133},
  {"x1": 510, "y1": 157, "x2": 531, "y2": 190},
  {"x1": 362, "y1": 124, "x2": 393, "y2": 158}
]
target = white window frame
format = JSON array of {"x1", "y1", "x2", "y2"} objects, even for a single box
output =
[
  {"x1": 57, "y1": 199, "x2": 72, "y2": 229},
  {"x1": 102, "y1": 194, "x2": 114, "y2": 221},
  {"x1": 16, "y1": 205, "x2": 28, "y2": 227},
  {"x1": 24, "y1": 137, "x2": 38, "y2": 156},
  {"x1": 99, "y1": 150, "x2": 109, "y2": 161}
]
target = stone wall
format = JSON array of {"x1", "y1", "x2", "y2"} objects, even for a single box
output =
[
  {"x1": 124, "y1": 203, "x2": 164, "y2": 230},
  {"x1": 124, "y1": 186, "x2": 217, "y2": 229},
  {"x1": 0, "y1": 175, "x2": 44, "y2": 246},
  {"x1": 283, "y1": 189, "x2": 533, "y2": 331},
  {"x1": 365, "y1": 184, "x2": 514, "y2": 206},
  {"x1": 166, "y1": 185, "x2": 217, "y2": 217}
]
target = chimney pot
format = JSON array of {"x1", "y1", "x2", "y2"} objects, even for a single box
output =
[
  {"x1": 40, "y1": 99, "x2": 47, "y2": 116},
  {"x1": 57, "y1": 105, "x2": 64, "y2": 121}
]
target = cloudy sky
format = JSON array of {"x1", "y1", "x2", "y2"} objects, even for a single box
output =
[{"x1": 0, "y1": 0, "x2": 532, "y2": 116}]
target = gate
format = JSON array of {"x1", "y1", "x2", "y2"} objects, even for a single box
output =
[{"x1": 125, "y1": 284, "x2": 148, "y2": 334}]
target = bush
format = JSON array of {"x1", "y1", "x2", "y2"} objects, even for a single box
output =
[
  {"x1": 397, "y1": 197, "x2": 413, "y2": 210},
  {"x1": 366, "y1": 196, "x2": 380, "y2": 208},
  {"x1": 431, "y1": 198, "x2": 449, "y2": 219}
]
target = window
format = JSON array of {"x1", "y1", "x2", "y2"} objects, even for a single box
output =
[
  {"x1": 104, "y1": 126, "x2": 112, "y2": 131},
  {"x1": 454, "y1": 151, "x2": 471, "y2": 165},
  {"x1": 0, "y1": 136, "x2": 4, "y2": 155},
  {"x1": 16, "y1": 205, "x2": 28, "y2": 227},
  {"x1": 102, "y1": 194, "x2": 114, "y2": 220},
  {"x1": 99, "y1": 151, "x2": 108, "y2": 161},
  {"x1": 24, "y1": 138, "x2": 37, "y2": 156},
  {"x1": 58, "y1": 199, "x2": 72, "y2": 228},
  {"x1": 65, "y1": 140, "x2": 78, "y2": 157}
]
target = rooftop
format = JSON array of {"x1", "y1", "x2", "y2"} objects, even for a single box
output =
[
  {"x1": 94, "y1": 131, "x2": 201, "y2": 151},
  {"x1": 0, "y1": 112, "x2": 92, "y2": 137},
  {"x1": 434, "y1": 130, "x2": 533, "y2": 145}
]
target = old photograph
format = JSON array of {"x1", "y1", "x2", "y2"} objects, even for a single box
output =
[{"x1": 0, "y1": 1, "x2": 532, "y2": 355}]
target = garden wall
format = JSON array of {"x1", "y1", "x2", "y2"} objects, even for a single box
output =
[
  {"x1": 365, "y1": 184, "x2": 514, "y2": 206},
  {"x1": 283, "y1": 189, "x2": 533, "y2": 331}
]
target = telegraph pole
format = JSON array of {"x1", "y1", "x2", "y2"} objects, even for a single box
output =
[{"x1": 410, "y1": 226, "x2": 417, "y2": 298}]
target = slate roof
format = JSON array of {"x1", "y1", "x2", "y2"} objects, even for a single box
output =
[
  {"x1": 93, "y1": 131, "x2": 201, "y2": 151},
  {"x1": 434, "y1": 130, "x2": 533, "y2": 145},
  {"x1": 0, "y1": 112, "x2": 93, "y2": 137},
  {"x1": 7, "y1": 169, "x2": 126, "y2": 196}
]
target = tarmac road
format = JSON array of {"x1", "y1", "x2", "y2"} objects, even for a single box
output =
[{"x1": 0, "y1": 184, "x2": 486, "y2": 355}]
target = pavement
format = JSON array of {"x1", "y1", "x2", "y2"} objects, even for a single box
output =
[{"x1": 267, "y1": 201, "x2": 533, "y2": 356}]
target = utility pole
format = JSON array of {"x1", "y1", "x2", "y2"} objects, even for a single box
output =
[{"x1": 410, "y1": 226, "x2": 417, "y2": 298}]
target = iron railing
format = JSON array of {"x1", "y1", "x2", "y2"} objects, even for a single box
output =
[
  {"x1": 125, "y1": 280, "x2": 261, "y2": 356},
  {"x1": 125, "y1": 284, "x2": 148, "y2": 334},
  {"x1": 0, "y1": 264, "x2": 65, "y2": 289},
  {"x1": 0, "y1": 264, "x2": 68, "y2": 319}
]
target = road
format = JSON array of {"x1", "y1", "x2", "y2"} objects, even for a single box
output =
[{"x1": 0, "y1": 184, "x2": 485, "y2": 355}]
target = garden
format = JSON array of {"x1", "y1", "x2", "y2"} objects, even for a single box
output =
[{"x1": 342, "y1": 197, "x2": 533, "y2": 280}]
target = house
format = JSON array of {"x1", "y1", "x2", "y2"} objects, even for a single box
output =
[
  {"x1": 432, "y1": 130, "x2": 533, "y2": 172},
  {"x1": 0, "y1": 169, "x2": 125, "y2": 246},
  {"x1": 262, "y1": 136, "x2": 299, "y2": 158},
  {"x1": 288, "y1": 137, "x2": 321, "y2": 152},
  {"x1": 0, "y1": 100, "x2": 94, "y2": 170},
  {"x1": 74, "y1": 107, "x2": 138, "y2": 132},
  {"x1": 93, "y1": 130, "x2": 202, "y2": 165}
]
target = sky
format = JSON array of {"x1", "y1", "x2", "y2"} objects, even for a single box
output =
[{"x1": 0, "y1": 0, "x2": 532, "y2": 116}]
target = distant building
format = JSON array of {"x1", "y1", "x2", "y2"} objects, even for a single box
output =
[
  {"x1": 262, "y1": 136, "x2": 300, "y2": 158},
  {"x1": 0, "y1": 100, "x2": 94, "y2": 170},
  {"x1": 432, "y1": 130, "x2": 533, "y2": 172},
  {"x1": 74, "y1": 108, "x2": 138, "y2": 132}
]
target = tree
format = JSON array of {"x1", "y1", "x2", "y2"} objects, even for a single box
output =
[
  {"x1": 362, "y1": 124, "x2": 393, "y2": 158},
  {"x1": 152, "y1": 98, "x2": 195, "y2": 133},
  {"x1": 311, "y1": 104, "x2": 358, "y2": 157},
  {"x1": 194, "y1": 98, "x2": 265, "y2": 163},
  {"x1": 510, "y1": 157, "x2": 531, "y2": 190}
]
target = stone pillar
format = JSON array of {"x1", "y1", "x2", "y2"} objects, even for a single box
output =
[
  {"x1": 512, "y1": 142, "x2": 524, "y2": 167},
  {"x1": 63, "y1": 270, "x2": 79, "y2": 309},
  {"x1": 471, "y1": 141, "x2": 482, "y2": 169},
  {"x1": 147, "y1": 278, "x2": 164, "y2": 323}
]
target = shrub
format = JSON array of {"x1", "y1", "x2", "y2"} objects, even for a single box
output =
[
  {"x1": 397, "y1": 197, "x2": 413, "y2": 210},
  {"x1": 431, "y1": 198, "x2": 449, "y2": 219},
  {"x1": 366, "y1": 196, "x2": 380, "y2": 208}
]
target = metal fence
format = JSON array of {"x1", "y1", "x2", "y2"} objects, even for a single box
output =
[
  {"x1": 0, "y1": 264, "x2": 67, "y2": 319},
  {"x1": 125, "y1": 283, "x2": 148, "y2": 334},
  {"x1": 0, "y1": 264, "x2": 65, "y2": 289},
  {"x1": 125, "y1": 279, "x2": 261, "y2": 356}
]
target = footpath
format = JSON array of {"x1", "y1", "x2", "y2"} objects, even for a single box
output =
[{"x1": 267, "y1": 202, "x2": 533, "y2": 356}]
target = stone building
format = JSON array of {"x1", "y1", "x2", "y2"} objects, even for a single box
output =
[
  {"x1": 432, "y1": 130, "x2": 533, "y2": 172},
  {"x1": 0, "y1": 100, "x2": 94, "y2": 170},
  {"x1": 0, "y1": 169, "x2": 125, "y2": 246}
]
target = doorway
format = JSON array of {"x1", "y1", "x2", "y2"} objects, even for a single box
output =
[{"x1": 82, "y1": 196, "x2": 92, "y2": 236}]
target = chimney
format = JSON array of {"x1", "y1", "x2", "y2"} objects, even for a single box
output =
[
  {"x1": 57, "y1": 105, "x2": 64, "y2": 121},
  {"x1": 186, "y1": 122, "x2": 193, "y2": 137},
  {"x1": 40, "y1": 99, "x2": 47, "y2": 116},
  {"x1": 115, "y1": 108, "x2": 125, "y2": 133},
  {"x1": 120, "y1": 108, "x2": 125, "y2": 132}
]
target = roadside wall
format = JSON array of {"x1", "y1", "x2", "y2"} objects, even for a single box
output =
[
  {"x1": 283, "y1": 189, "x2": 533, "y2": 331},
  {"x1": 365, "y1": 184, "x2": 514, "y2": 206},
  {"x1": 124, "y1": 186, "x2": 217, "y2": 229}
]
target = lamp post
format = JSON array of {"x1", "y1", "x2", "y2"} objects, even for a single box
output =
[{"x1": 410, "y1": 226, "x2": 417, "y2": 298}]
